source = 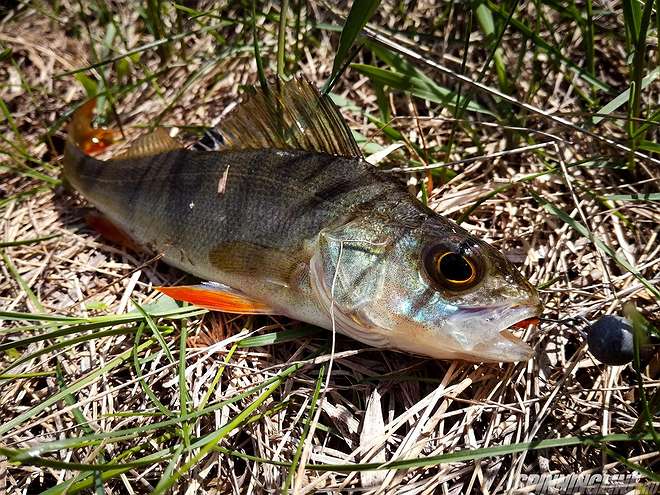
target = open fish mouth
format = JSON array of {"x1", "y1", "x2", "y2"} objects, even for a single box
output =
[
  {"x1": 446, "y1": 303, "x2": 542, "y2": 362},
  {"x1": 496, "y1": 304, "x2": 541, "y2": 334}
]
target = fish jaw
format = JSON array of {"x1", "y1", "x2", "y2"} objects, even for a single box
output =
[
  {"x1": 347, "y1": 299, "x2": 540, "y2": 363},
  {"x1": 378, "y1": 304, "x2": 541, "y2": 362},
  {"x1": 429, "y1": 303, "x2": 540, "y2": 362}
]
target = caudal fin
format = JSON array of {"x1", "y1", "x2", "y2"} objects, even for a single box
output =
[
  {"x1": 68, "y1": 99, "x2": 117, "y2": 155},
  {"x1": 63, "y1": 99, "x2": 117, "y2": 192}
]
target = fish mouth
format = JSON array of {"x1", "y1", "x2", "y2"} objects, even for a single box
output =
[
  {"x1": 496, "y1": 304, "x2": 541, "y2": 333},
  {"x1": 447, "y1": 302, "x2": 542, "y2": 362}
]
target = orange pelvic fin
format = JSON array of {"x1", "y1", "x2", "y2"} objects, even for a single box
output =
[
  {"x1": 156, "y1": 283, "x2": 276, "y2": 314},
  {"x1": 85, "y1": 212, "x2": 141, "y2": 251},
  {"x1": 70, "y1": 99, "x2": 118, "y2": 155}
]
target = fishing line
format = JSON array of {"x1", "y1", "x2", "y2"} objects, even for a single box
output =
[
  {"x1": 294, "y1": 239, "x2": 344, "y2": 491},
  {"x1": 295, "y1": 236, "x2": 386, "y2": 492}
]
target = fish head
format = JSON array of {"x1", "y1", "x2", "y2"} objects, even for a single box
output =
[{"x1": 310, "y1": 208, "x2": 542, "y2": 362}]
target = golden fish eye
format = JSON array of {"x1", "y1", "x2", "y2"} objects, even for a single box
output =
[
  {"x1": 422, "y1": 245, "x2": 482, "y2": 292},
  {"x1": 436, "y1": 252, "x2": 476, "y2": 285}
]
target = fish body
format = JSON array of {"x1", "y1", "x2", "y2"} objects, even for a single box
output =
[{"x1": 64, "y1": 77, "x2": 542, "y2": 362}]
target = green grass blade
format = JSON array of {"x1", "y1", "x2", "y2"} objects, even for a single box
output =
[
  {"x1": 237, "y1": 326, "x2": 322, "y2": 347},
  {"x1": 626, "y1": 0, "x2": 656, "y2": 166},
  {"x1": 252, "y1": 0, "x2": 267, "y2": 92},
  {"x1": 531, "y1": 190, "x2": 660, "y2": 299},
  {"x1": 0, "y1": 337, "x2": 158, "y2": 437},
  {"x1": 150, "y1": 375, "x2": 285, "y2": 494},
  {"x1": 475, "y1": 2, "x2": 510, "y2": 92},
  {"x1": 178, "y1": 320, "x2": 191, "y2": 447},
  {"x1": 277, "y1": 0, "x2": 289, "y2": 78},
  {"x1": 184, "y1": 432, "x2": 656, "y2": 475},
  {"x1": 132, "y1": 301, "x2": 175, "y2": 364},
  {"x1": 352, "y1": 63, "x2": 494, "y2": 116},
  {"x1": 132, "y1": 323, "x2": 173, "y2": 417},
  {"x1": 484, "y1": 0, "x2": 611, "y2": 92},
  {"x1": 0, "y1": 326, "x2": 147, "y2": 377},
  {"x1": 593, "y1": 66, "x2": 660, "y2": 124},
  {"x1": 55, "y1": 362, "x2": 96, "y2": 436},
  {"x1": 151, "y1": 444, "x2": 184, "y2": 494},
  {"x1": 6, "y1": 362, "x2": 305, "y2": 457},
  {"x1": 55, "y1": 362, "x2": 105, "y2": 491},
  {"x1": 283, "y1": 364, "x2": 325, "y2": 492},
  {"x1": 0, "y1": 234, "x2": 61, "y2": 248},
  {"x1": 322, "y1": 0, "x2": 381, "y2": 94},
  {"x1": 197, "y1": 342, "x2": 238, "y2": 412},
  {"x1": 54, "y1": 25, "x2": 224, "y2": 78},
  {"x1": 622, "y1": 0, "x2": 641, "y2": 47},
  {"x1": 1, "y1": 251, "x2": 45, "y2": 313},
  {"x1": 602, "y1": 192, "x2": 660, "y2": 201}
]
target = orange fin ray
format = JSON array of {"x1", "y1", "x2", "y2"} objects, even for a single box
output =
[
  {"x1": 70, "y1": 99, "x2": 118, "y2": 155},
  {"x1": 156, "y1": 283, "x2": 276, "y2": 315},
  {"x1": 70, "y1": 99, "x2": 181, "y2": 158}
]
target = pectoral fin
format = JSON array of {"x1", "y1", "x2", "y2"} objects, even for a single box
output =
[{"x1": 156, "y1": 282, "x2": 276, "y2": 314}]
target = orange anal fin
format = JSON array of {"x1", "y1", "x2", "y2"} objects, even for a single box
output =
[
  {"x1": 156, "y1": 284, "x2": 276, "y2": 315},
  {"x1": 512, "y1": 318, "x2": 540, "y2": 329},
  {"x1": 85, "y1": 212, "x2": 141, "y2": 252}
]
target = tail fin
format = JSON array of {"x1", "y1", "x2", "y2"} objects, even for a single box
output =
[
  {"x1": 63, "y1": 99, "x2": 117, "y2": 189},
  {"x1": 67, "y1": 99, "x2": 117, "y2": 155},
  {"x1": 63, "y1": 99, "x2": 115, "y2": 187}
]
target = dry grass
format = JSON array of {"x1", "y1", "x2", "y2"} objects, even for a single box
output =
[{"x1": 0, "y1": 1, "x2": 658, "y2": 494}]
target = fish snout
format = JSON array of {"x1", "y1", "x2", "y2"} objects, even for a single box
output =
[{"x1": 442, "y1": 302, "x2": 542, "y2": 362}]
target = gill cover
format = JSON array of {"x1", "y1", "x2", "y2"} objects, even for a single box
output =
[{"x1": 310, "y1": 218, "x2": 393, "y2": 348}]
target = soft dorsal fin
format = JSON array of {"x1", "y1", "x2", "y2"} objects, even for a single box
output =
[
  {"x1": 113, "y1": 128, "x2": 181, "y2": 160},
  {"x1": 215, "y1": 75, "x2": 362, "y2": 158}
]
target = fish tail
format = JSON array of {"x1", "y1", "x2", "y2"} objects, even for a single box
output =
[
  {"x1": 68, "y1": 99, "x2": 117, "y2": 153},
  {"x1": 63, "y1": 99, "x2": 117, "y2": 187}
]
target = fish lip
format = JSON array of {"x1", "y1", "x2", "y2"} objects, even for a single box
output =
[
  {"x1": 443, "y1": 301, "x2": 542, "y2": 361},
  {"x1": 495, "y1": 304, "x2": 542, "y2": 334},
  {"x1": 454, "y1": 302, "x2": 542, "y2": 333}
]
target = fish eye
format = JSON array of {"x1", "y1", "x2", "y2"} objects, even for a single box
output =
[
  {"x1": 437, "y1": 252, "x2": 475, "y2": 283},
  {"x1": 423, "y1": 245, "x2": 482, "y2": 291}
]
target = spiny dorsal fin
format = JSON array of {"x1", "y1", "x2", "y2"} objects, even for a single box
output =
[
  {"x1": 113, "y1": 128, "x2": 181, "y2": 160},
  {"x1": 215, "y1": 75, "x2": 362, "y2": 158}
]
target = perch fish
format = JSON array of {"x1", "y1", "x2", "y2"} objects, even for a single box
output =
[{"x1": 63, "y1": 76, "x2": 542, "y2": 362}]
